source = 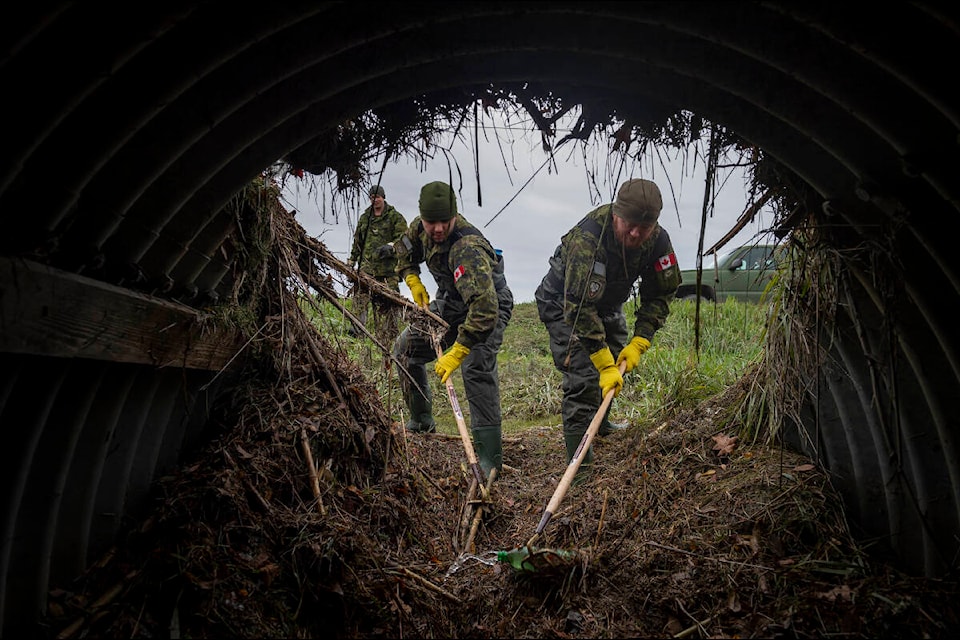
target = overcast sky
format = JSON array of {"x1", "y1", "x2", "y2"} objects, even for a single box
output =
[{"x1": 282, "y1": 117, "x2": 777, "y2": 304}]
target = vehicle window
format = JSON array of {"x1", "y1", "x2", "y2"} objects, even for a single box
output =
[
  {"x1": 713, "y1": 251, "x2": 736, "y2": 270},
  {"x1": 758, "y1": 246, "x2": 776, "y2": 269},
  {"x1": 705, "y1": 252, "x2": 727, "y2": 270},
  {"x1": 744, "y1": 246, "x2": 774, "y2": 270}
]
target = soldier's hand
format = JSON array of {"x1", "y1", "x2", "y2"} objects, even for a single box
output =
[
  {"x1": 589, "y1": 347, "x2": 624, "y2": 397},
  {"x1": 435, "y1": 342, "x2": 470, "y2": 383},
  {"x1": 404, "y1": 273, "x2": 430, "y2": 308},
  {"x1": 616, "y1": 336, "x2": 651, "y2": 374},
  {"x1": 376, "y1": 243, "x2": 395, "y2": 260}
]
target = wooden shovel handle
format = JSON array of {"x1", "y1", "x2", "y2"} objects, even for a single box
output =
[
  {"x1": 534, "y1": 361, "x2": 628, "y2": 536},
  {"x1": 419, "y1": 302, "x2": 486, "y2": 489}
]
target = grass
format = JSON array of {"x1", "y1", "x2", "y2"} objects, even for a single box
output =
[{"x1": 306, "y1": 295, "x2": 767, "y2": 436}]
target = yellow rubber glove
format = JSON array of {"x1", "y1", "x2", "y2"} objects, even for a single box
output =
[
  {"x1": 404, "y1": 273, "x2": 430, "y2": 308},
  {"x1": 616, "y1": 336, "x2": 651, "y2": 374},
  {"x1": 435, "y1": 342, "x2": 470, "y2": 383},
  {"x1": 589, "y1": 346, "x2": 624, "y2": 397}
]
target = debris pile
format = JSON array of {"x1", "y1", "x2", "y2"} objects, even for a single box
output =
[{"x1": 44, "y1": 208, "x2": 958, "y2": 639}]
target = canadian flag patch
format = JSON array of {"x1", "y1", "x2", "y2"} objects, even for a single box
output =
[
  {"x1": 453, "y1": 264, "x2": 466, "y2": 281},
  {"x1": 655, "y1": 252, "x2": 677, "y2": 272}
]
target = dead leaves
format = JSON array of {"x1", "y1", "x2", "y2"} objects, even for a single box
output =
[
  {"x1": 712, "y1": 433, "x2": 738, "y2": 457},
  {"x1": 818, "y1": 584, "x2": 854, "y2": 602}
]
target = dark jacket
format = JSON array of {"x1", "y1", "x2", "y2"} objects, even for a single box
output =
[{"x1": 396, "y1": 215, "x2": 511, "y2": 348}]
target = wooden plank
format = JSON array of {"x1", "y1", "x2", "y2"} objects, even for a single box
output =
[{"x1": 0, "y1": 256, "x2": 245, "y2": 371}]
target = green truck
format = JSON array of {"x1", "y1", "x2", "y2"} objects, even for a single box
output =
[{"x1": 675, "y1": 243, "x2": 780, "y2": 303}]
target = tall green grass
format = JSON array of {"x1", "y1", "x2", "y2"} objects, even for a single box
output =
[{"x1": 306, "y1": 297, "x2": 767, "y2": 435}]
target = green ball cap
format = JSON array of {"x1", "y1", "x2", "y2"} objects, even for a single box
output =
[
  {"x1": 612, "y1": 178, "x2": 662, "y2": 224},
  {"x1": 418, "y1": 181, "x2": 458, "y2": 221}
]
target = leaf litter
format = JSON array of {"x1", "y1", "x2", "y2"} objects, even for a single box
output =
[{"x1": 42, "y1": 202, "x2": 959, "y2": 640}]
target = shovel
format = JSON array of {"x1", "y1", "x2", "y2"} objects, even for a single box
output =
[
  {"x1": 415, "y1": 301, "x2": 487, "y2": 490},
  {"x1": 431, "y1": 335, "x2": 487, "y2": 489},
  {"x1": 525, "y1": 361, "x2": 628, "y2": 549}
]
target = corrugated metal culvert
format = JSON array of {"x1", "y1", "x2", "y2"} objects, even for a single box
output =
[{"x1": 2, "y1": 1, "x2": 959, "y2": 635}]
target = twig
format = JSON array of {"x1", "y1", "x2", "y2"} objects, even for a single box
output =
[
  {"x1": 56, "y1": 570, "x2": 139, "y2": 639},
  {"x1": 199, "y1": 320, "x2": 268, "y2": 391},
  {"x1": 703, "y1": 187, "x2": 778, "y2": 256},
  {"x1": 303, "y1": 236, "x2": 448, "y2": 328},
  {"x1": 595, "y1": 488, "x2": 610, "y2": 547},
  {"x1": 464, "y1": 468, "x2": 498, "y2": 553},
  {"x1": 312, "y1": 284, "x2": 421, "y2": 407},
  {"x1": 223, "y1": 449, "x2": 274, "y2": 514},
  {"x1": 391, "y1": 567, "x2": 463, "y2": 604},
  {"x1": 311, "y1": 283, "x2": 392, "y2": 357},
  {"x1": 416, "y1": 465, "x2": 448, "y2": 498},
  {"x1": 644, "y1": 540, "x2": 772, "y2": 572},
  {"x1": 301, "y1": 327, "x2": 373, "y2": 459},
  {"x1": 302, "y1": 330, "x2": 348, "y2": 407},
  {"x1": 457, "y1": 478, "x2": 480, "y2": 553},
  {"x1": 432, "y1": 432, "x2": 467, "y2": 440},
  {"x1": 674, "y1": 597, "x2": 711, "y2": 638},
  {"x1": 243, "y1": 477, "x2": 274, "y2": 514},
  {"x1": 736, "y1": 484, "x2": 800, "y2": 525},
  {"x1": 300, "y1": 429, "x2": 326, "y2": 515}
]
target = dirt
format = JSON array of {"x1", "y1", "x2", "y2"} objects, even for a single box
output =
[
  {"x1": 38, "y1": 213, "x2": 960, "y2": 639},
  {"x1": 42, "y1": 370, "x2": 959, "y2": 639}
]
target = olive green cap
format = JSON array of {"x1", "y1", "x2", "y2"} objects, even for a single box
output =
[
  {"x1": 418, "y1": 181, "x2": 458, "y2": 221},
  {"x1": 369, "y1": 185, "x2": 385, "y2": 197},
  {"x1": 612, "y1": 178, "x2": 662, "y2": 224}
]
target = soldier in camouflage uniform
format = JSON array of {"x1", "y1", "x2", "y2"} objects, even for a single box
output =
[
  {"x1": 392, "y1": 181, "x2": 514, "y2": 479},
  {"x1": 347, "y1": 184, "x2": 408, "y2": 345},
  {"x1": 535, "y1": 178, "x2": 680, "y2": 479}
]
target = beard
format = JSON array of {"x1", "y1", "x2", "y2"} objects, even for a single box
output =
[{"x1": 614, "y1": 224, "x2": 651, "y2": 249}]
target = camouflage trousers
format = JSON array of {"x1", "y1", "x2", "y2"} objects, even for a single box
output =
[
  {"x1": 352, "y1": 275, "x2": 401, "y2": 348},
  {"x1": 392, "y1": 289, "x2": 513, "y2": 431},
  {"x1": 536, "y1": 301, "x2": 629, "y2": 440}
]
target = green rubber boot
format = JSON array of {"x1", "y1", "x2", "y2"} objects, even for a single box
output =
[
  {"x1": 394, "y1": 329, "x2": 435, "y2": 433},
  {"x1": 404, "y1": 378, "x2": 435, "y2": 433},
  {"x1": 564, "y1": 431, "x2": 594, "y2": 485},
  {"x1": 472, "y1": 425, "x2": 503, "y2": 481},
  {"x1": 406, "y1": 414, "x2": 436, "y2": 433},
  {"x1": 598, "y1": 419, "x2": 629, "y2": 437}
]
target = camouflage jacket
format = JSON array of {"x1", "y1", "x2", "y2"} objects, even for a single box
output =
[
  {"x1": 395, "y1": 215, "x2": 510, "y2": 349},
  {"x1": 536, "y1": 204, "x2": 680, "y2": 353},
  {"x1": 349, "y1": 204, "x2": 408, "y2": 278}
]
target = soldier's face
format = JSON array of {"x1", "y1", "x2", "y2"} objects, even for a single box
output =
[
  {"x1": 423, "y1": 217, "x2": 456, "y2": 243},
  {"x1": 613, "y1": 215, "x2": 655, "y2": 249},
  {"x1": 370, "y1": 194, "x2": 384, "y2": 208}
]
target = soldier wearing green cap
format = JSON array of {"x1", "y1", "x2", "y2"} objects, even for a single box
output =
[
  {"x1": 392, "y1": 180, "x2": 514, "y2": 480},
  {"x1": 347, "y1": 184, "x2": 408, "y2": 344},
  {"x1": 535, "y1": 178, "x2": 680, "y2": 481}
]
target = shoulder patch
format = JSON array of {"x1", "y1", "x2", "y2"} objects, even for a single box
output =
[
  {"x1": 453, "y1": 264, "x2": 466, "y2": 281},
  {"x1": 655, "y1": 252, "x2": 677, "y2": 272},
  {"x1": 587, "y1": 279, "x2": 603, "y2": 299}
]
